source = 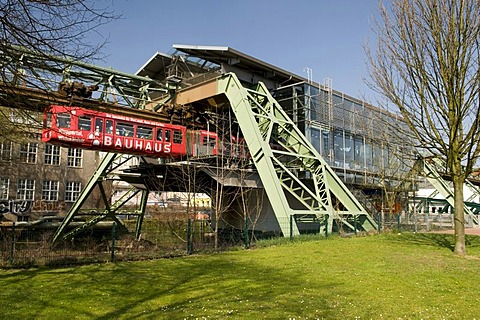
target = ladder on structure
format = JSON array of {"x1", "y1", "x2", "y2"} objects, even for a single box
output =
[
  {"x1": 217, "y1": 73, "x2": 377, "y2": 235},
  {"x1": 419, "y1": 156, "x2": 479, "y2": 226}
]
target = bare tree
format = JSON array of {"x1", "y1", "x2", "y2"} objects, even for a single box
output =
[
  {"x1": 0, "y1": 0, "x2": 117, "y2": 138},
  {"x1": 367, "y1": 0, "x2": 480, "y2": 255},
  {"x1": 0, "y1": 0, "x2": 115, "y2": 60}
]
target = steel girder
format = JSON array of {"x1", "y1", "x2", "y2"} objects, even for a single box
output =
[
  {"x1": 217, "y1": 73, "x2": 377, "y2": 235},
  {"x1": 52, "y1": 153, "x2": 149, "y2": 243},
  {"x1": 0, "y1": 44, "x2": 167, "y2": 110}
]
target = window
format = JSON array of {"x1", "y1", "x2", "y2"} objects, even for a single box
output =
[
  {"x1": 95, "y1": 118, "x2": 103, "y2": 134},
  {"x1": 41, "y1": 180, "x2": 59, "y2": 201},
  {"x1": 165, "y1": 130, "x2": 171, "y2": 142},
  {"x1": 173, "y1": 130, "x2": 183, "y2": 144},
  {"x1": 0, "y1": 178, "x2": 9, "y2": 200},
  {"x1": 65, "y1": 182, "x2": 81, "y2": 202},
  {"x1": 116, "y1": 122, "x2": 134, "y2": 137},
  {"x1": 202, "y1": 136, "x2": 216, "y2": 148},
  {"x1": 57, "y1": 113, "x2": 71, "y2": 128},
  {"x1": 67, "y1": 148, "x2": 82, "y2": 167},
  {"x1": 78, "y1": 115, "x2": 92, "y2": 131},
  {"x1": 156, "y1": 128, "x2": 163, "y2": 141},
  {"x1": 106, "y1": 120, "x2": 114, "y2": 134},
  {"x1": 44, "y1": 144, "x2": 61, "y2": 165},
  {"x1": 20, "y1": 143, "x2": 38, "y2": 163},
  {"x1": 136, "y1": 126, "x2": 153, "y2": 139},
  {"x1": 17, "y1": 179, "x2": 35, "y2": 200},
  {"x1": 0, "y1": 142, "x2": 12, "y2": 161},
  {"x1": 310, "y1": 128, "x2": 320, "y2": 153}
]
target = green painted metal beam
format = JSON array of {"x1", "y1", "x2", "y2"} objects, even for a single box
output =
[
  {"x1": 216, "y1": 73, "x2": 377, "y2": 235},
  {"x1": 135, "y1": 190, "x2": 149, "y2": 239},
  {"x1": 52, "y1": 153, "x2": 138, "y2": 243}
]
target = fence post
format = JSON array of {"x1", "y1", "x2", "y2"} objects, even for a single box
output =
[
  {"x1": 187, "y1": 219, "x2": 192, "y2": 255},
  {"x1": 110, "y1": 222, "x2": 116, "y2": 262},
  {"x1": 10, "y1": 222, "x2": 15, "y2": 268},
  {"x1": 289, "y1": 215, "x2": 293, "y2": 241},
  {"x1": 324, "y1": 215, "x2": 328, "y2": 238},
  {"x1": 377, "y1": 214, "x2": 382, "y2": 233},
  {"x1": 354, "y1": 214, "x2": 357, "y2": 236},
  {"x1": 397, "y1": 213, "x2": 401, "y2": 231}
]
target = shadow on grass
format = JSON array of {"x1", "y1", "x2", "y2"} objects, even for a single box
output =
[
  {"x1": 383, "y1": 232, "x2": 480, "y2": 252},
  {"x1": 0, "y1": 252, "x2": 350, "y2": 319}
]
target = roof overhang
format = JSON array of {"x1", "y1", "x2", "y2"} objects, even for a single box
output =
[{"x1": 173, "y1": 44, "x2": 307, "y2": 87}]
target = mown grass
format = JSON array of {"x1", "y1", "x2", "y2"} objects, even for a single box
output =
[{"x1": 1, "y1": 232, "x2": 480, "y2": 319}]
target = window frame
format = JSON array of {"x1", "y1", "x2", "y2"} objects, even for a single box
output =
[
  {"x1": 67, "y1": 148, "x2": 83, "y2": 167},
  {"x1": 16, "y1": 179, "x2": 35, "y2": 200},
  {"x1": 41, "y1": 180, "x2": 59, "y2": 201},
  {"x1": 20, "y1": 142, "x2": 38, "y2": 164},
  {"x1": 44, "y1": 144, "x2": 61, "y2": 165},
  {"x1": 65, "y1": 181, "x2": 82, "y2": 202}
]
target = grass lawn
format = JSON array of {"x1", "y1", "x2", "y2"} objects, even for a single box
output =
[{"x1": 1, "y1": 232, "x2": 480, "y2": 319}]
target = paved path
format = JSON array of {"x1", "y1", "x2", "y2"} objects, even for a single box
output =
[{"x1": 430, "y1": 228, "x2": 480, "y2": 235}]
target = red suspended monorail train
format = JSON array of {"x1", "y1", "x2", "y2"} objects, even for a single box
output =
[{"x1": 42, "y1": 105, "x2": 219, "y2": 158}]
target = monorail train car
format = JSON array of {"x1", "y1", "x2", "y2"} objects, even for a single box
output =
[{"x1": 42, "y1": 105, "x2": 219, "y2": 158}]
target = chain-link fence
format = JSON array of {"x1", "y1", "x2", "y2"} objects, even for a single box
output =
[
  {"x1": 373, "y1": 211, "x2": 479, "y2": 232},
  {"x1": 2, "y1": 212, "x2": 470, "y2": 268},
  {"x1": 0, "y1": 216, "x2": 257, "y2": 268}
]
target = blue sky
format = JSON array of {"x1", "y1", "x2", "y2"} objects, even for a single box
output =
[{"x1": 94, "y1": 0, "x2": 379, "y2": 102}]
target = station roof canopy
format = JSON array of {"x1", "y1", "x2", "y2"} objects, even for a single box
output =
[{"x1": 172, "y1": 44, "x2": 307, "y2": 87}]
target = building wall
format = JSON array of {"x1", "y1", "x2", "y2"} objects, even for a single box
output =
[{"x1": 0, "y1": 136, "x2": 101, "y2": 222}]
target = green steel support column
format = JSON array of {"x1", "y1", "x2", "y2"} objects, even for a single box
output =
[
  {"x1": 216, "y1": 73, "x2": 377, "y2": 236},
  {"x1": 217, "y1": 75, "x2": 299, "y2": 236},
  {"x1": 135, "y1": 189, "x2": 149, "y2": 240},
  {"x1": 52, "y1": 153, "x2": 117, "y2": 243},
  {"x1": 53, "y1": 153, "x2": 139, "y2": 243}
]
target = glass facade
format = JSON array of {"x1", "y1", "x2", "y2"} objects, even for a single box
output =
[{"x1": 276, "y1": 82, "x2": 414, "y2": 187}]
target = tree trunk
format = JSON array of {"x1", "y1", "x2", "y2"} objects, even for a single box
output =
[{"x1": 452, "y1": 174, "x2": 466, "y2": 255}]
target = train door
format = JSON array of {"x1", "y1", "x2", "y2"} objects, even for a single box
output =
[
  {"x1": 163, "y1": 128, "x2": 172, "y2": 155},
  {"x1": 78, "y1": 114, "x2": 94, "y2": 147},
  {"x1": 171, "y1": 129, "x2": 185, "y2": 156},
  {"x1": 92, "y1": 117, "x2": 103, "y2": 146},
  {"x1": 104, "y1": 119, "x2": 114, "y2": 147}
]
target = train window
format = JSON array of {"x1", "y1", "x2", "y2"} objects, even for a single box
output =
[
  {"x1": 156, "y1": 128, "x2": 163, "y2": 141},
  {"x1": 78, "y1": 116, "x2": 92, "y2": 131},
  {"x1": 165, "y1": 130, "x2": 171, "y2": 142},
  {"x1": 202, "y1": 136, "x2": 216, "y2": 147},
  {"x1": 57, "y1": 113, "x2": 71, "y2": 128},
  {"x1": 136, "y1": 126, "x2": 153, "y2": 139},
  {"x1": 173, "y1": 130, "x2": 182, "y2": 143},
  {"x1": 106, "y1": 120, "x2": 114, "y2": 134},
  {"x1": 95, "y1": 118, "x2": 103, "y2": 134},
  {"x1": 116, "y1": 122, "x2": 134, "y2": 137}
]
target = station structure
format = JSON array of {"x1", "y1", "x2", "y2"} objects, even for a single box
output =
[{"x1": 0, "y1": 44, "x2": 478, "y2": 242}]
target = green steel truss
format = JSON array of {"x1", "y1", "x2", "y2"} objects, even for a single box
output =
[
  {"x1": 52, "y1": 153, "x2": 149, "y2": 243},
  {"x1": 52, "y1": 72, "x2": 378, "y2": 242},
  {"x1": 419, "y1": 157, "x2": 479, "y2": 226},
  {"x1": 0, "y1": 44, "x2": 167, "y2": 110},
  {"x1": 217, "y1": 73, "x2": 377, "y2": 235}
]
